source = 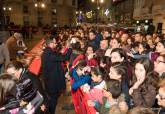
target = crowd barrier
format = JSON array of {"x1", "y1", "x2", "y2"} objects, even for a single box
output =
[
  {"x1": 27, "y1": 38, "x2": 97, "y2": 113},
  {"x1": 71, "y1": 79, "x2": 97, "y2": 114}
]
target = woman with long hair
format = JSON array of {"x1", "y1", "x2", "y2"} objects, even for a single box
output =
[{"x1": 129, "y1": 58, "x2": 159, "y2": 107}]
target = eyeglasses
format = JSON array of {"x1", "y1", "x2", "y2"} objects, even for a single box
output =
[{"x1": 155, "y1": 60, "x2": 165, "y2": 64}]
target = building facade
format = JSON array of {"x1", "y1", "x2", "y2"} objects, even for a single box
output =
[
  {"x1": 111, "y1": 0, "x2": 134, "y2": 25},
  {"x1": 133, "y1": 0, "x2": 165, "y2": 33},
  {"x1": 3, "y1": 0, "x2": 77, "y2": 27}
]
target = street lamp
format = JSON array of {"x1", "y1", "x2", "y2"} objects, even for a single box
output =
[
  {"x1": 34, "y1": 1, "x2": 46, "y2": 26},
  {"x1": 2, "y1": 6, "x2": 12, "y2": 26},
  {"x1": 91, "y1": 0, "x2": 104, "y2": 24}
]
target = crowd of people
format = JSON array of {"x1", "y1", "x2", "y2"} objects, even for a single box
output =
[{"x1": 0, "y1": 25, "x2": 165, "y2": 114}]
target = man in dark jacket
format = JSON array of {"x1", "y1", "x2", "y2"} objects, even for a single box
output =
[
  {"x1": 88, "y1": 30, "x2": 101, "y2": 50},
  {"x1": 41, "y1": 37, "x2": 72, "y2": 114},
  {"x1": 6, "y1": 61, "x2": 38, "y2": 103}
]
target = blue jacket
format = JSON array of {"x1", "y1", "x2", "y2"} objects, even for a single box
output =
[{"x1": 71, "y1": 68, "x2": 91, "y2": 91}]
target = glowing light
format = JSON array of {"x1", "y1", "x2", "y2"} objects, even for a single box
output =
[
  {"x1": 41, "y1": 3, "x2": 45, "y2": 8},
  {"x1": 8, "y1": 7, "x2": 12, "y2": 11},
  {"x1": 136, "y1": 20, "x2": 139, "y2": 24},
  {"x1": 104, "y1": 9, "x2": 109, "y2": 16},
  {"x1": 3, "y1": 7, "x2": 6, "y2": 11},
  {"x1": 34, "y1": 3, "x2": 38, "y2": 7},
  {"x1": 145, "y1": 20, "x2": 148, "y2": 23},
  {"x1": 100, "y1": 0, "x2": 104, "y2": 3},
  {"x1": 91, "y1": 0, "x2": 95, "y2": 2}
]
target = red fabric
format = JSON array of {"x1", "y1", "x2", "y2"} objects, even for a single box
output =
[
  {"x1": 87, "y1": 58, "x2": 98, "y2": 67},
  {"x1": 72, "y1": 54, "x2": 85, "y2": 66},
  {"x1": 28, "y1": 57, "x2": 41, "y2": 76},
  {"x1": 70, "y1": 78, "x2": 97, "y2": 114},
  {"x1": 86, "y1": 88, "x2": 104, "y2": 104}
]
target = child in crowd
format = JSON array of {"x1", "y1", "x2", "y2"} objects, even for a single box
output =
[
  {"x1": 87, "y1": 79, "x2": 128, "y2": 114},
  {"x1": 90, "y1": 67, "x2": 106, "y2": 89},
  {"x1": 81, "y1": 67, "x2": 106, "y2": 104},
  {"x1": 71, "y1": 60, "x2": 91, "y2": 91},
  {"x1": 109, "y1": 62, "x2": 130, "y2": 106}
]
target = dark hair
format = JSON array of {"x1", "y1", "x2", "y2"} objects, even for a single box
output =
[
  {"x1": 131, "y1": 58, "x2": 159, "y2": 87},
  {"x1": 91, "y1": 67, "x2": 103, "y2": 77},
  {"x1": 75, "y1": 60, "x2": 87, "y2": 70},
  {"x1": 139, "y1": 42, "x2": 150, "y2": 53},
  {"x1": 111, "y1": 48, "x2": 127, "y2": 61},
  {"x1": 132, "y1": 41, "x2": 140, "y2": 48},
  {"x1": 85, "y1": 45, "x2": 96, "y2": 53},
  {"x1": 111, "y1": 62, "x2": 128, "y2": 82},
  {"x1": 7, "y1": 61, "x2": 24, "y2": 70},
  {"x1": 89, "y1": 30, "x2": 96, "y2": 35},
  {"x1": 45, "y1": 37, "x2": 54, "y2": 46},
  {"x1": 71, "y1": 42, "x2": 81, "y2": 51},
  {"x1": 158, "y1": 39, "x2": 165, "y2": 48},
  {"x1": 0, "y1": 74, "x2": 17, "y2": 106},
  {"x1": 107, "y1": 79, "x2": 122, "y2": 99}
]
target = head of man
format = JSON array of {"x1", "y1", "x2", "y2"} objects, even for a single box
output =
[
  {"x1": 100, "y1": 39, "x2": 108, "y2": 50},
  {"x1": 6, "y1": 61, "x2": 24, "y2": 79},
  {"x1": 89, "y1": 30, "x2": 96, "y2": 41},
  {"x1": 135, "y1": 32, "x2": 142, "y2": 42},
  {"x1": 45, "y1": 37, "x2": 57, "y2": 49},
  {"x1": 121, "y1": 33, "x2": 129, "y2": 44}
]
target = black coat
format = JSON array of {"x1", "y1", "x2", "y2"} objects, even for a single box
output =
[{"x1": 41, "y1": 47, "x2": 72, "y2": 94}]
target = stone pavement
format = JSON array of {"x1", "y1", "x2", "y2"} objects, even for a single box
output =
[{"x1": 55, "y1": 80, "x2": 75, "y2": 114}]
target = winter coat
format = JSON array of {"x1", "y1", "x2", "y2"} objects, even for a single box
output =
[
  {"x1": 71, "y1": 68, "x2": 91, "y2": 91},
  {"x1": 41, "y1": 47, "x2": 72, "y2": 94},
  {"x1": 5, "y1": 36, "x2": 25, "y2": 60},
  {"x1": 16, "y1": 68, "x2": 37, "y2": 102},
  {"x1": 0, "y1": 92, "x2": 43, "y2": 114},
  {"x1": 132, "y1": 84, "x2": 157, "y2": 107}
]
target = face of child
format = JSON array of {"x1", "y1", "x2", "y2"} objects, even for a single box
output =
[
  {"x1": 135, "y1": 63, "x2": 146, "y2": 84},
  {"x1": 127, "y1": 38, "x2": 132, "y2": 45},
  {"x1": 109, "y1": 67, "x2": 121, "y2": 80},
  {"x1": 112, "y1": 39, "x2": 120, "y2": 49},
  {"x1": 91, "y1": 72, "x2": 102, "y2": 82},
  {"x1": 86, "y1": 47, "x2": 94, "y2": 55},
  {"x1": 138, "y1": 44, "x2": 145, "y2": 54},
  {"x1": 156, "y1": 42, "x2": 165, "y2": 53},
  {"x1": 111, "y1": 52, "x2": 124, "y2": 63},
  {"x1": 76, "y1": 68, "x2": 83, "y2": 76}
]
